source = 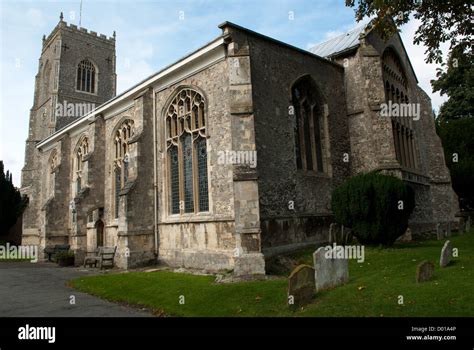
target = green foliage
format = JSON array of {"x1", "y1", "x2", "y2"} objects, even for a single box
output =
[
  {"x1": 436, "y1": 118, "x2": 474, "y2": 210},
  {"x1": 432, "y1": 46, "x2": 473, "y2": 120},
  {"x1": 55, "y1": 251, "x2": 75, "y2": 260},
  {"x1": 0, "y1": 161, "x2": 27, "y2": 235},
  {"x1": 331, "y1": 172, "x2": 415, "y2": 246},
  {"x1": 345, "y1": 0, "x2": 472, "y2": 64}
]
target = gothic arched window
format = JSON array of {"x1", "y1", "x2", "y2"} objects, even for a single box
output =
[
  {"x1": 165, "y1": 88, "x2": 209, "y2": 215},
  {"x1": 291, "y1": 76, "x2": 325, "y2": 173},
  {"x1": 113, "y1": 119, "x2": 134, "y2": 218},
  {"x1": 75, "y1": 137, "x2": 89, "y2": 194},
  {"x1": 382, "y1": 48, "x2": 418, "y2": 170},
  {"x1": 76, "y1": 59, "x2": 96, "y2": 93}
]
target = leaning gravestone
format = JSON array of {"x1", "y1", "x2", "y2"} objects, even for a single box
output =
[
  {"x1": 440, "y1": 240, "x2": 453, "y2": 268},
  {"x1": 313, "y1": 247, "x2": 349, "y2": 292},
  {"x1": 416, "y1": 260, "x2": 434, "y2": 283},
  {"x1": 287, "y1": 264, "x2": 315, "y2": 308}
]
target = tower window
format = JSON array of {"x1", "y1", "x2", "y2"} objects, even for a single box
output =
[{"x1": 76, "y1": 59, "x2": 96, "y2": 94}]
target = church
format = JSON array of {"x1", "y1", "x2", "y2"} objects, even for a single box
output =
[{"x1": 21, "y1": 14, "x2": 458, "y2": 275}]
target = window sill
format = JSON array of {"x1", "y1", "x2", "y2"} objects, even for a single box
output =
[
  {"x1": 75, "y1": 89, "x2": 98, "y2": 97},
  {"x1": 162, "y1": 213, "x2": 234, "y2": 224},
  {"x1": 296, "y1": 170, "x2": 330, "y2": 179}
]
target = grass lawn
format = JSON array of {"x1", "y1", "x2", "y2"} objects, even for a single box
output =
[{"x1": 70, "y1": 232, "x2": 474, "y2": 317}]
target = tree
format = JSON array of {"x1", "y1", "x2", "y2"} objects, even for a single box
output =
[
  {"x1": 345, "y1": 0, "x2": 472, "y2": 64},
  {"x1": 436, "y1": 118, "x2": 474, "y2": 210},
  {"x1": 331, "y1": 172, "x2": 415, "y2": 246},
  {"x1": 0, "y1": 161, "x2": 27, "y2": 236},
  {"x1": 432, "y1": 46, "x2": 473, "y2": 120}
]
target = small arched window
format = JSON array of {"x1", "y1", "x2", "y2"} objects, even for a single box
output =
[
  {"x1": 165, "y1": 88, "x2": 208, "y2": 214},
  {"x1": 113, "y1": 119, "x2": 134, "y2": 218},
  {"x1": 76, "y1": 59, "x2": 96, "y2": 93},
  {"x1": 291, "y1": 76, "x2": 325, "y2": 173}
]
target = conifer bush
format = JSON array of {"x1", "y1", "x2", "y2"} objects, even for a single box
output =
[{"x1": 331, "y1": 172, "x2": 415, "y2": 246}]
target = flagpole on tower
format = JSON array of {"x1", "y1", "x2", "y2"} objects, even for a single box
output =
[{"x1": 79, "y1": 0, "x2": 83, "y2": 27}]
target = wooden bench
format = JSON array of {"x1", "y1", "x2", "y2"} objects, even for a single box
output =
[
  {"x1": 83, "y1": 246, "x2": 117, "y2": 269},
  {"x1": 44, "y1": 244, "x2": 70, "y2": 262}
]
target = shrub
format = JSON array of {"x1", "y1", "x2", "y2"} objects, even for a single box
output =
[{"x1": 331, "y1": 172, "x2": 415, "y2": 246}]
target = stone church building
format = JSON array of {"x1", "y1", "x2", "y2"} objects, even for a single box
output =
[{"x1": 21, "y1": 15, "x2": 458, "y2": 275}]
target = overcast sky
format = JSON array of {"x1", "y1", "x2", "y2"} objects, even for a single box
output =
[{"x1": 0, "y1": 0, "x2": 448, "y2": 186}]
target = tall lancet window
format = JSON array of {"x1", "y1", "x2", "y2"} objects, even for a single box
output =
[
  {"x1": 76, "y1": 59, "x2": 96, "y2": 94},
  {"x1": 49, "y1": 150, "x2": 58, "y2": 198},
  {"x1": 113, "y1": 119, "x2": 134, "y2": 218},
  {"x1": 165, "y1": 88, "x2": 209, "y2": 215},
  {"x1": 291, "y1": 75, "x2": 325, "y2": 173},
  {"x1": 75, "y1": 137, "x2": 89, "y2": 194}
]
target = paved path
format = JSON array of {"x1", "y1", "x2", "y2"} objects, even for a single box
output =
[{"x1": 0, "y1": 262, "x2": 151, "y2": 317}]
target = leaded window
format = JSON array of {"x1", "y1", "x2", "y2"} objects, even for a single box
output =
[
  {"x1": 113, "y1": 119, "x2": 134, "y2": 218},
  {"x1": 165, "y1": 88, "x2": 209, "y2": 215},
  {"x1": 75, "y1": 137, "x2": 89, "y2": 194},
  {"x1": 76, "y1": 59, "x2": 96, "y2": 93},
  {"x1": 383, "y1": 48, "x2": 418, "y2": 170},
  {"x1": 292, "y1": 76, "x2": 325, "y2": 172}
]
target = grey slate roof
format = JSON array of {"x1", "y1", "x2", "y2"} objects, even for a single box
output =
[{"x1": 309, "y1": 24, "x2": 367, "y2": 58}]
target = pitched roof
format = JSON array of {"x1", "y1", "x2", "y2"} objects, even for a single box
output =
[{"x1": 309, "y1": 24, "x2": 367, "y2": 58}]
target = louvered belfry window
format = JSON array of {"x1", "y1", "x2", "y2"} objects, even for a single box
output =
[{"x1": 76, "y1": 59, "x2": 96, "y2": 93}]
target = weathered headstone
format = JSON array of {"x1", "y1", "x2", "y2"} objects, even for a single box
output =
[
  {"x1": 287, "y1": 264, "x2": 315, "y2": 307},
  {"x1": 416, "y1": 260, "x2": 434, "y2": 283},
  {"x1": 436, "y1": 223, "x2": 442, "y2": 240},
  {"x1": 445, "y1": 222, "x2": 451, "y2": 237},
  {"x1": 313, "y1": 247, "x2": 349, "y2": 292},
  {"x1": 398, "y1": 227, "x2": 412, "y2": 242},
  {"x1": 440, "y1": 240, "x2": 453, "y2": 268},
  {"x1": 467, "y1": 216, "x2": 471, "y2": 233}
]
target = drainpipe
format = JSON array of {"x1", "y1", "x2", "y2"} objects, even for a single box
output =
[{"x1": 152, "y1": 88, "x2": 159, "y2": 260}]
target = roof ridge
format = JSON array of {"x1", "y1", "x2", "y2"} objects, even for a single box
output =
[{"x1": 311, "y1": 23, "x2": 367, "y2": 49}]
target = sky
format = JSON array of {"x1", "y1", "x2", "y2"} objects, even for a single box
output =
[{"x1": 0, "y1": 0, "x2": 449, "y2": 186}]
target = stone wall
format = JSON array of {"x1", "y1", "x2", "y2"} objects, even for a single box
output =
[{"x1": 223, "y1": 24, "x2": 351, "y2": 252}]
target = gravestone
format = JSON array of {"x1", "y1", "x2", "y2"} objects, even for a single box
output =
[
  {"x1": 398, "y1": 227, "x2": 412, "y2": 242},
  {"x1": 416, "y1": 260, "x2": 434, "y2": 283},
  {"x1": 436, "y1": 223, "x2": 442, "y2": 240},
  {"x1": 467, "y1": 216, "x2": 471, "y2": 233},
  {"x1": 313, "y1": 247, "x2": 349, "y2": 292},
  {"x1": 328, "y1": 223, "x2": 337, "y2": 244},
  {"x1": 287, "y1": 264, "x2": 315, "y2": 307},
  {"x1": 445, "y1": 222, "x2": 451, "y2": 237},
  {"x1": 440, "y1": 240, "x2": 453, "y2": 268}
]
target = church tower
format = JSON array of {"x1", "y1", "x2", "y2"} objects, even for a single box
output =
[{"x1": 21, "y1": 13, "x2": 116, "y2": 245}]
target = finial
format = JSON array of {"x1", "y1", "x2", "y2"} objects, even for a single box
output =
[
  {"x1": 59, "y1": 12, "x2": 64, "y2": 21},
  {"x1": 42, "y1": 34, "x2": 46, "y2": 42},
  {"x1": 113, "y1": 30, "x2": 116, "y2": 39}
]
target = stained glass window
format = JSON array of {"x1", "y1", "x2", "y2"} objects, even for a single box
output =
[
  {"x1": 113, "y1": 119, "x2": 134, "y2": 218},
  {"x1": 165, "y1": 88, "x2": 209, "y2": 214}
]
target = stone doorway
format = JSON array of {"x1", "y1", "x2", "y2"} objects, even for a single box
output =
[{"x1": 95, "y1": 220, "x2": 104, "y2": 248}]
